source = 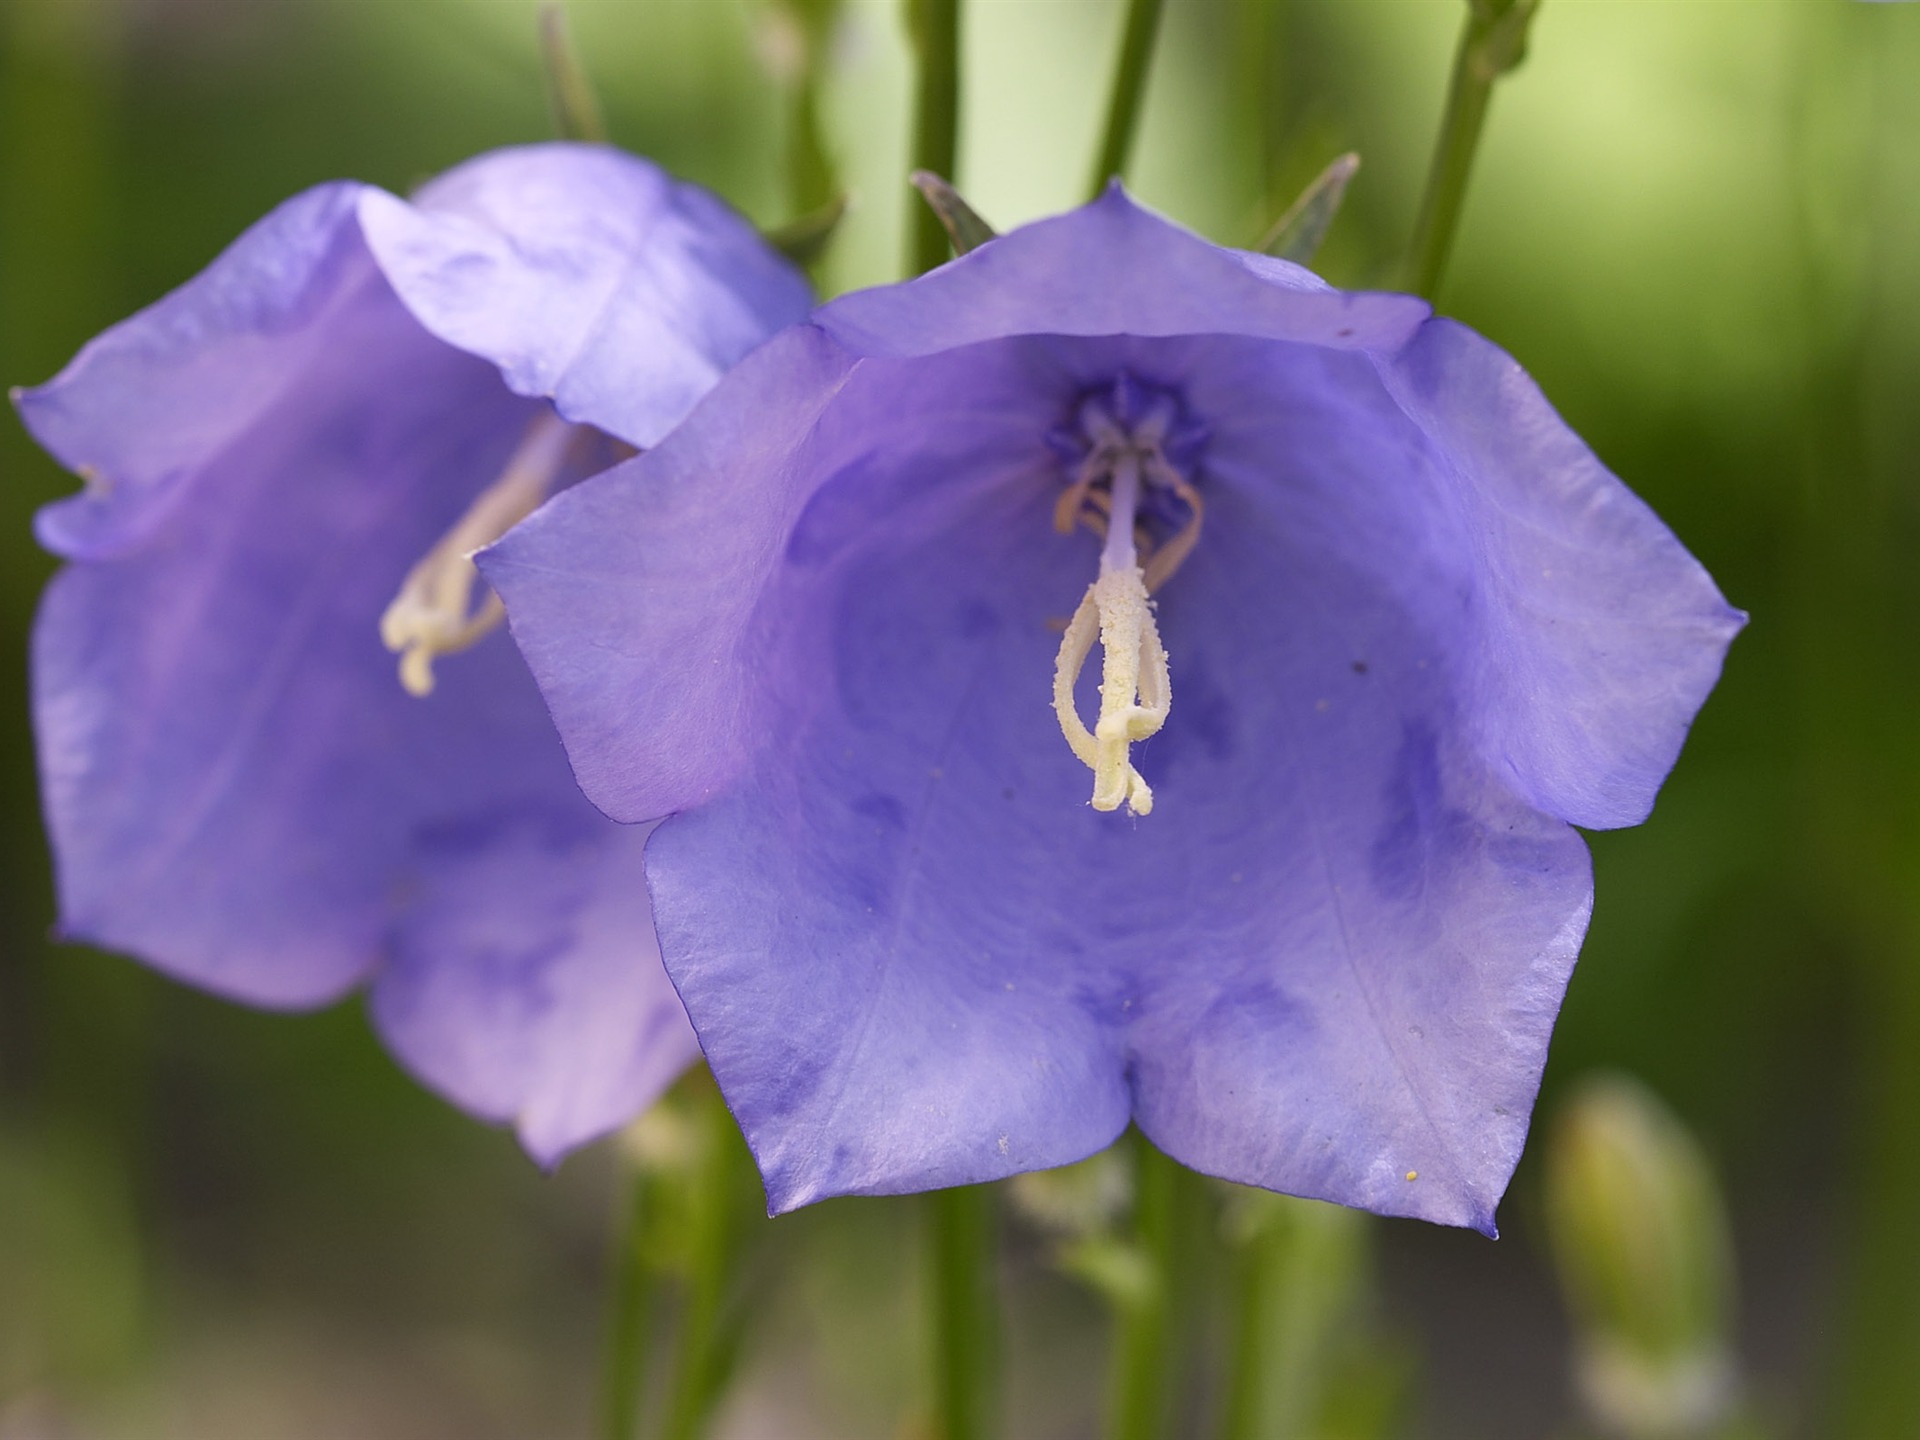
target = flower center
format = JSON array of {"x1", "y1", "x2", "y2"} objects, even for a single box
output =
[
  {"x1": 380, "y1": 410, "x2": 579, "y2": 697},
  {"x1": 1049, "y1": 377, "x2": 1205, "y2": 817}
]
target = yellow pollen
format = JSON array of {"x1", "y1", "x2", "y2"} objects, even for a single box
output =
[{"x1": 380, "y1": 411, "x2": 577, "y2": 697}]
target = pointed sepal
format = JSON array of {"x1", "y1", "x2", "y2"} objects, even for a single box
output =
[
  {"x1": 909, "y1": 170, "x2": 997, "y2": 257},
  {"x1": 1259, "y1": 152, "x2": 1360, "y2": 267}
]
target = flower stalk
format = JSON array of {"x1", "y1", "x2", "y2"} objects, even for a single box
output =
[
  {"x1": 596, "y1": 1176, "x2": 655, "y2": 1440},
  {"x1": 1107, "y1": 1140, "x2": 1178, "y2": 1440},
  {"x1": 1404, "y1": 0, "x2": 1541, "y2": 299},
  {"x1": 905, "y1": 0, "x2": 963, "y2": 275},
  {"x1": 1217, "y1": 1191, "x2": 1379, "y2": 1440},
  {"x1": 930, "y1": 1184, "x2": 1000, "y2": 1440},
  {"x1": 538, "y1": 2, "x2": 609, "y2": 144},
  {"x1": 1087, "y1": 0, "x2": 1168, "y2": 199},
  {"x1": 770, "y1": 0, "x2": 843, "y2": 218},
  {"x1": 658, "y1": 1088, "x2": 751, "y2": 1440}
]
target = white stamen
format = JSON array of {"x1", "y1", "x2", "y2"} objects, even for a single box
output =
[
  {"x1": 1052, "y1": 444, "x2": 1174, "y2": 815},
  {"x1": 380, "y1": 411, "x2": 577, "y2": 697}
]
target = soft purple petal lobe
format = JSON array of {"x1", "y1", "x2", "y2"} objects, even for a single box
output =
[
  {"x1": 17, "y1": 182, "x2": 376, "y2": 560},
  {"x1": 358, "y1": 143, "x2": 815, "y2": 448},
  {"x1": 371, "y1": 818, "x2": 699, "y2": 1165},
  {"x1": 1379, "y1": 320, "x2": 1745, "y2": 829}
]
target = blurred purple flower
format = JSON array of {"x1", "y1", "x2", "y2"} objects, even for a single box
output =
[
  {"x1": 14, "y1": 143, "x2": 812, "y2": 1163},
  {"x1": 484, "y1": 188, "x2": 1742, "y2": 1229}
]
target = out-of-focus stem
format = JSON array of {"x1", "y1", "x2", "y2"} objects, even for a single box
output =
[
  {"x1": 1087, "y1": 0, "x2": 1167, "y2": 199},
  {"x1": 1108, "y1": 1142, "x2": 1178, "y2": 1440},
  {"x1": 658, "y1": 1093, "x2": 745, "y2": 1440},
  {"x1": 777, "y1": 0, "x2": 841, "y2": 217},
  {"x1": 1833, "y1": 928, "x2": 1920, "y2": 1433},
  {"x1": 931, "y1": 1183, "x2": 1000, "y2": 1440},
  {"x1": 538, "y1": 2, "x2": 609, "y2": 144},
  {"x1": 905, "y1": 0, "x2": 962, "y2": 274},
  {"x1": 1404, "y1": 0, "x2": 1540, "y2": 300},
  {"x1": 596, "y1": 1177, "x2": 653, "y2": 1440}
]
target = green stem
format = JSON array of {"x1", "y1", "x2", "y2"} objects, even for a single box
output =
[
  {"x1": 905, "y1": 0, "x2": 962, "y2": 274},
  {"x1": 1087, "y1": 0, "x2": 1167, "y2": 199},
  {"x1": 1108, "y1": 1142, "x2": 1178, "y2": 1440},
  {"x1": 596, "y1": 1177, "x2": 653, "y2": 1440},
  {"x1": 1220, "y1": 1225, "x2": 1277, "y2": 1440},
  {"x1": 658, "y1": 1095, "x2": 747, "y2": 1440},
  {"x1": 930, "y1": 1184, "x2": 999, "y2": 1440},
  {"x1": 1217, "y1": 1197, "x2": 1371, "y2": 1440},
  {"x1": 790, "y1": 76, "x2": 835, "y2": 217},
  {"x1": 1403, "y1": 0, "x2": 1540, "y2": 299},
  {"x1": 537, "y1": 2, "x2": 609, "y2": 144},
  {"x1": 780, "y1": 0, "x2": 841, "y2": 217}
]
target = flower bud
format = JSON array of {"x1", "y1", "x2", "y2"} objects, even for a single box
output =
[{"x1": 1545, "y1": 1074, "x2": 1739, "y2": 1439}]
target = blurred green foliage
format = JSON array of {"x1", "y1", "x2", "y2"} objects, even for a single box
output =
[{"x1": 3, "y1": 0, "x2": 1919, "y2": 1435}]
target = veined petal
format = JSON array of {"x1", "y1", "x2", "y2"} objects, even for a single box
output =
[
  {"x1": 1377, "y1": 319, "x2": 1746, "y2": 829},
  {"x1": 28, "y1": 268, "x2": 539, "y2": 1005},
  {"x1": 16, "y1": 182, "x2": 378, "y2": 560},
  {"x1": 358, "y1": 143, "x2": 814, "y2": 449},
  {"x1": 482, "y1": 322, "x2": 863, "y2": 823}
]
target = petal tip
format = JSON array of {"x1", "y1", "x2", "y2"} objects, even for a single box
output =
[
  {"x1": 515, "y1": 1123, "x2": 577, "y2": 1173},
  {"x1": 760, "y1": 1168, "x2": 818, "y2": 1216}
]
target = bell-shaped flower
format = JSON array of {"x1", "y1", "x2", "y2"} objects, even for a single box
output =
[
  {"x1": 14, "y1": 143, "x2": 813, "y2": 1163},
  {"x1": 483, "y1": 188, "x2": 1742, "y2": 1229}
]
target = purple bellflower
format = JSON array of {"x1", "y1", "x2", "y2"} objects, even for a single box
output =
[
  {"x1": 483, "y1": 188, "x2": 1742, "y2": 1230},
  {"x1": 15, "y1": 143, "x2": 813, "y2": 1163}
]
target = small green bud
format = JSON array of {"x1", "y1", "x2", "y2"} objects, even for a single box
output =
[
  {"x1": 1007, "y1": 1148, "x2": 1131, "y2": 1239},
  {"x1": 1545, "y1": 1074, "x2": 1739, "y2": 1439}
]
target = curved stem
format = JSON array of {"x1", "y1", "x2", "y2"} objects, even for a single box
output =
[
  {"x1": 905, "y1": 0, "x2": 963, "y2": 275},
  {"x1": 596, "y1": 1176, "x2": 653, "y2": 1440},
  {"x1": 1087, "y1": 0, "x2": 1167, "y2": 199},
  {"x1": 1107, "y1": 1141, "x2": 1177, "y2": 1440},
  {"x1": 1404, "y1": 0, "x2": 1540, "y2": 300},
  {"x1": 930, "y1": 1184, "x2": 1000, "y2": 1440}
]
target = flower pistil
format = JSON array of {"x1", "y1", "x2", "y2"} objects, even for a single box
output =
[
  {"x1": 380, "y1": 410, "x2": 580, "y2": 697},
  {"x1": 1050, "y1": 379, "x2": 1204, "y2": 816}
]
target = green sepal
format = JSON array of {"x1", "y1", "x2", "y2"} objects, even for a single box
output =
[
  {"x1": 764, "y1": 193, "x2": 851, "y2": 269},
  {"x1": 1259, "y1": 152, "x2": 1361, "y2": 267},
  {"x1": 909, "y1": 170, "x2": 997, "y2": 257}
]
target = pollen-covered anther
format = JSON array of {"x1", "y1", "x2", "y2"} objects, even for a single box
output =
[{"x1": 380, "y1": 410, "x2": 578, "y2": 697}]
